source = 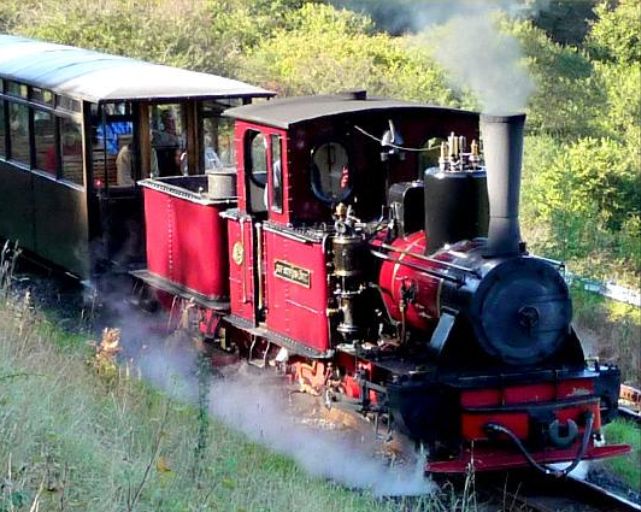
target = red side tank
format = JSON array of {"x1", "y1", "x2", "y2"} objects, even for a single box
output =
[{"x1": 140, "y1": 175, "x2": 233, "y2": 301}]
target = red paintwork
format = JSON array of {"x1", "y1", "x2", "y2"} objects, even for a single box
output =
[
  {"x1": 226, "y1": 216, "x2": 256, "y2": 325},
  {"x1": 461, "y1": 401, "x2": 601, "y2": 441},
  {"x1": 376, "y1": 231, "x2": 441, "y2": 331},
  {"x1": 284, "y1": 111, "x2": 480, "y2": 225},
  {"x1": 343, "y1": 375, "x2": 360, "y2": 399},
  {"x1": 426, "y1": 444, "x2": 631, "y2": 473},
  {"x1": 264, "y1": 228, "x2": 330, "y2": 352},
  {"x1": 143, "y1": 187, "x2": 229, "y2": 300},
  {"x1": 461, "y1": 380, "x2": 596, "y2": 408}
]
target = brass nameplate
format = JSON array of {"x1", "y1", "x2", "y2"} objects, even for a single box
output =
[{"x1": 274, "y1": 260, "x2": 311, "y2": 288}]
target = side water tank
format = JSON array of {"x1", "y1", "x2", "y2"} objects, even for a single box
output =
[{"x1": 424, "y1": 168, "x2": 489, "y2": 254}]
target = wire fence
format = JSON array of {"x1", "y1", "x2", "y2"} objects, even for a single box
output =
[{"x1": 565, "y1": 272, "x2": 641, "y2": 308}]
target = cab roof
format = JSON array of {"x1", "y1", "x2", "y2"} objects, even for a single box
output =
[
  {"x1": 225, "y1": 92, "x2": 477, "y2": 129},
  {"x1": 0, "y1": 34, "x2": 273, "y2": 103}
]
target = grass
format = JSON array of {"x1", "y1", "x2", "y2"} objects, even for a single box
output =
[
  {"x1": 0, "y1": 250, "x2": 471, "y2": 511},
  {"x1": 603, "y1": 419, "x2": 641, "y2": 491},
  {"x1": 0, "y1": 246, "x2": 637, "y2": 510}
]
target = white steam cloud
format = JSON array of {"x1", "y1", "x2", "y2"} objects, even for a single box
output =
[
  {"x1": 428, "y1": 15, "x2": 535, "y2": 113},
  {"x1": 208, "y1": 369, "x2": 433, "y2": 496},
  {"x1": 122, "y1": 317, "x2": 433, "y2": 497},
  {"x1": 333, "y1": 0, "x2": 542, "y2": 112}
]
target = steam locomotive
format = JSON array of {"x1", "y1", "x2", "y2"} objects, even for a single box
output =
[
  {"x1": 133, "y1": 93, "x2": 629, "y2": 475},
  {"x1": 1, "y1": 38, "x2": 628, "y2": 475}
]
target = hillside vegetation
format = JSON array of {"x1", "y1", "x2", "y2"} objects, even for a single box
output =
[{"x1": 2, "y1": 0, "x2": 638, "y2": 286}]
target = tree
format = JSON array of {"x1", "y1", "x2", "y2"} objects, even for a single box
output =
[{"x1": 239, "y1": 3, "x2": 457, "y2": 104}]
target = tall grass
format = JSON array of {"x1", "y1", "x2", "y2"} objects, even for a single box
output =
[{"x1": 0, "y1": 248, "x2": 474, "y2": 512}]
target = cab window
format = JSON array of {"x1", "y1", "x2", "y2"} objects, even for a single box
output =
[
  {"x1": 245, "y1": 130, "x2": 267, "y2": 213},
  {"x1": 270, "y1": 134, "x2": 283, "y2": 213},
  {"x1": 0, "y1": 100, "x2": 5, "y2": 158}
]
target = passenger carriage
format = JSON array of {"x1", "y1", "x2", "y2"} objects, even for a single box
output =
[{"x1": 0, "y1": 35, "x2": 271, "y2": 279}]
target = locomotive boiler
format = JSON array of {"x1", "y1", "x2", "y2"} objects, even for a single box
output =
[{"x1": 134, "y1": 93, "x2": 629, "y2": 475}]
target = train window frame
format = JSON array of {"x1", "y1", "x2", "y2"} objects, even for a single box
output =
[
  {"x1": 7, "y1": 81, "x2": 28, "y2": 99},
  {"x1": 7, "y1": 101, "x2": 31, "y2": 167},
  {"x1": 59, "y1": 117, "x2": 84, "y2": 187},
  {"x1": 270, "y1": 134, "x2": 283, "y2": 214},
  {"x1": 201, "y1": 102, "x2": 237, "y2": 171},
  {"x1": 0, "y1": 98, "x2": 5, "y2": 159},
  {"x1": 245, "y1": 130, "x2": 268, "y2": 188},
  {"x1": 30, "y1": 87, "x2": 54, "y2": 106},
  {"x1": 33, "y1": 109, "x2": 58, "y2": 176},
  {"x1": 310, "y1": 141, "x2": 352, "y2": 205},
  {"x1": 55, "y1": 95, "x2": 81, "y2": 113}
]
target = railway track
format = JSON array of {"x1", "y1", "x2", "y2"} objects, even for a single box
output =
[{"x1": 479, "y1": 471, "x2": 641, "y2": 512}]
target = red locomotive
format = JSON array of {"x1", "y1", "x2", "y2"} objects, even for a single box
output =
[{"x1": 133, "y1": 92, "x2": 629, "y2": 475}]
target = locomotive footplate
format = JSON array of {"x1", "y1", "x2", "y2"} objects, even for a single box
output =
[{"x1": 131, "y1": 269, "x2": 230, "y2": 312}]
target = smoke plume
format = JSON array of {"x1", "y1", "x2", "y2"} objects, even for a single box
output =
[
  {"x1": 332, "y1": 0, "x2": 543, "y2": 112},
  {"x1": 106, "y1": 297, "x2": 433, "y2": 497},
  {"x1": 208, "y1": 368, "x2": 433, "y2": 496}
]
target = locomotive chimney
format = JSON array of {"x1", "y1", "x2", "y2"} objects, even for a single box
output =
[{"x1": 480, "y1": 113, "x2": 525, "y2": 258}]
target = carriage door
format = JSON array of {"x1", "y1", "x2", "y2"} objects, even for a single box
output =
[{"x1": 226, "y1": 129, "x2": 268, "y2": 326}]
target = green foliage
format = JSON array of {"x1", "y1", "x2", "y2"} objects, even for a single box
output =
[
  {"x1": 522, "y1": 135, "x2": 640, "y2": 282},
  {"x1": 240, "y1": 3, "x2": 457, "y2": 103},
  {"x1": 531, "y1": 0, "x2": 599, "y2": 45},
  {"x1": 502, "y1": 19, "x2": 607, "y2": 137},
  {"x1": 1, "y1": 0, "x2": 638, "y2": 281},
  {"x1": 588, "y1": 0, "x2": 641, "y2": 66}
]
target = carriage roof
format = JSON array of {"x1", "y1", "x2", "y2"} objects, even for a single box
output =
[{"x1": 0, "y1": 34, "x2": 272, "y2": 103}]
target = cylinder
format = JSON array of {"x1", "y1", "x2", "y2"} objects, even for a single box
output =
[
  {"x1": 424, "y1": 168, "x2": 489, "y2": 254},
  {"x1": 480, "y1": 113, "x2": 525, "y2": 258}
]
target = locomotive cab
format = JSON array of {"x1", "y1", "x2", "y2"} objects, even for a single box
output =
[{"x1": 223, "y1": 92, "x2": 479, "y2": 351}]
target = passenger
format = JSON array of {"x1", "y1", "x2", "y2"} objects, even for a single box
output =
[
  {"x1": 204, "y1": 134, "x2": 223, "y2": 171},
  {"x1": 116, "y1": 143, "x2": 134, "y2": 186}
]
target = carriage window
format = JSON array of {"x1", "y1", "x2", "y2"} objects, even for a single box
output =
[
  {"x1": 0, "y1": 100, "x2": 5, "y2": 158},
  {"x1": 150, "y1": 104, "x2": 186, "y2": 176},
  {"x1": 56, "y1": 95, "x2": 81, "y2": 113},
  {"x1": 34, "y1": 110, "x2": 56, "y2": 175},
  {"x1": 60, "y1": 118, "x2": 83, "y2": 186},
  {"x1": 8, "y1": 103, "x2": 30, "y2": 165},
  {"x1": 7, "y1": 82, "x2": 27, "y2": 98},
  {"x1": 248, "y1": 132, "x2": 267, "y2": 187},
  {"x1": 203, "y1": 117, "x2": 235, "y2": 171},
  {"x1": 270, "y1": 134, "x2": 283, "y2": 213},
  {"x1": 311, "y1": 141, "x2": 351, "y2": 204},
  {"x1": 31, "y1": 87, "x2": 53, "y2": 105}
]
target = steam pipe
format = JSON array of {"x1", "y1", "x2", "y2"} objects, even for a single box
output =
[{"x1": 480, "y1": 113, "x2": 525, "y2": 258}]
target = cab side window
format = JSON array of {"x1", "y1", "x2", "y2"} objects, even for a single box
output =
[
  {"x1": 245, "y1": 130, "x2": 267, "y2": 213},
  {"x1": 270, "y1": 134, "x2": 283, "y2": 213}
]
